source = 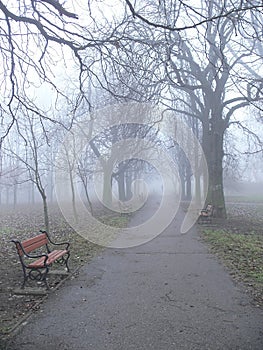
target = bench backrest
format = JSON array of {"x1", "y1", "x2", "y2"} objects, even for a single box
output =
[
  {"x1": 206, "y1": 204, "x2": 214, "y2": 215},
  {"x1": 16, "y1": 233, "x2": 48, "y2": 256}
]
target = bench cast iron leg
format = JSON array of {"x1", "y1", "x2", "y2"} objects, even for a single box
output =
[{"x1": 65, "y1": 251, "x2": 70, "y2": 272}]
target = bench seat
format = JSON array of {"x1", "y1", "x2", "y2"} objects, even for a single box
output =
[
  {"x1": 12, "y1": 231, "x2": 70, "y2": 289},
  {"x1": 198, "y1": 204, "x2": 214, "y2": 224},
  {"x1": 28, "y1": 249, "x2": 68, "y2": 269}
]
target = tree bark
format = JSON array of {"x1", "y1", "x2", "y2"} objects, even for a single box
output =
[
  {"x1": 203, "y1": 122, "x2": 226, "y2": 218},
  {"x1": 186, "y1": 171, "x2": 192, "y2": 200},
  {"x1": 125, "y1": 171, "x2": 133, "y2": 201},
  {"x1": 117, "y1": 171, "x2": 126, "y2": 201},
  {"x1": 42, "y1": 193, "x2": 50, "y2": 234},
  {"x1": 102, "y1": 165, "x2": 113, "y2": 207},
  {"x1": 194, "y1": 171, "x2": 202, "y2": 205},
  {"x1": 70, "y1": 169, "x2": 77, "y2": 220}
]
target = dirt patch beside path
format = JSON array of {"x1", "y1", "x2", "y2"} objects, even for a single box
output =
[
  {"x1": 1, "y1": 200, "x2": 262, "y2": 341},
  {"x1": 0, "y1": 203, "x2": 128, "y2": 338},
  {"x1": 200, "y1": 200, "x2": 263, "y2": 307}
]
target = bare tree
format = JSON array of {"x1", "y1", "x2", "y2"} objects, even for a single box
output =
[
  {"x1": 4, "y1": 114, "x2": 54, "y2": 232},
  {"x1": 115, "y1": 0, "x2": 263, "y2": 217},
  {"x1": 1, "y1": 0, "x2": 262, "y2": 220},
  {"x1": 164, "y1": 0, "x2": 262, "y2": 216},
  {"x1": 124, "y1": 0, "x2": 263, "y2": 33},
  {"x1": 3, "y1": 0, "x2": 261, "y2": 144},
  {"x1": 0, "y1": 0, "x2": 127, "y2": 143}
]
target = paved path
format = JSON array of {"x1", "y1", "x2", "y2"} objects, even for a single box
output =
[{"x1": 5, "y1": 203, "x2": 263, "y2": 350}]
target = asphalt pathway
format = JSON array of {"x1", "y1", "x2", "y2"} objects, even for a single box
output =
[{"x1": 5, "y1": 201, "x2": 263, "y2": 350}]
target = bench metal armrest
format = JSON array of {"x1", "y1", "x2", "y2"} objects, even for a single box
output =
[
  {"x1": 24, "y1": 252, "x2": 48, "y2": 260},
  {"x1": 11, "y1": 239, "x2": 48, "y2": 266},
  {"x1": 24, "y1": 253, "x2": 49, "y2": 268},
  {"x1": 39, "y1": 230, "x2": 70, "y2": 250}
]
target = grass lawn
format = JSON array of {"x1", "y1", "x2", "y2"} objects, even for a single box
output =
[{"x1": 202, "y1": 229, "x2": 263, "y2": 306}]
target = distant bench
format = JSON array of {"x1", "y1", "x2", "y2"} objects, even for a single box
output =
[
  {"x1": 198, "y1": 204, "x2": 214, "y2": 224},
  {"x1": 12, "y1": 230, "x2": 70, "y2": 289}
]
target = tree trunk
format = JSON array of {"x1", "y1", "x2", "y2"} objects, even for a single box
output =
[
  {"x1": 102, "y1": 165, "x2": 112, "y2": 207},
  {"x1": 69, "y1": 168, "x2": 78, "y2": 222},
  {"x1": 193, "y1": 119, "x2": 202, "y2": 206},
  {"x1": 117, "y1": 171, "x2": 126, "y2": 201},
  {"x1": 83, "y1": 181, "x2": 93, "y2": 216},
  {"x1": 39, "y1": 191, "x2": 50, "y2": 233},
  {"x1": 186, "y1": 174, "x2": 192, "y2": 200},
  {"x1": 194, "y1": 171, "x2": 202, "y2": 206},
  {"x1": 36, "y1": 177, "x2": 50, "y2": 232},
  {"x1": 49, "y1": 171, "x2": 54, "y2": 203},
  {"x1": 185, "y1": 162, "x2": 192, "y2": 200},
  {"x1": 79, "y1": 174, "x2": 93, "y2": 216},
  {"x1": 203, "y1": 124, "x2": 226, "y2": 218},
  {"x1": 125, "y1": 171, "x2": 133, "y2": 201},
  {"x1": 179, "y1": 172, "x2": 186, "y2": 200}
]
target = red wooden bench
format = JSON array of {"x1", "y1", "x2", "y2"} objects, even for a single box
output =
[
  {"x1": 12, "y1": 230, "x2": 70, "y2": 289},
  {"x1": 198, "y1": 204, "x2": 214, "y2": 224}
]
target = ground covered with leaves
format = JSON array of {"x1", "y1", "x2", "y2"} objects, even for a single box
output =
[
  {"x1": 0, "y1": 198, "x2": 262, "y2": 343},
  {"x1": 0, "y1": 203, "x2": 128, "y2": 339},
  {"x1": 201, "y1": 198, "x2": 263, "y2": 307}
]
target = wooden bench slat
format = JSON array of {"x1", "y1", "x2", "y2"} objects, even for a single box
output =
[
  {"x1": 18, "y1": 234, "x2": 48, "y2": 256},
  {"x1": 198, "y1": 204, "x2": 214, "y2": 224},
  {"x1": 28, "y1": 249, "x2": 68, "y2": 268},
  {"x1": 12, "y1": 231, "x2": 70, "y2": 289}
]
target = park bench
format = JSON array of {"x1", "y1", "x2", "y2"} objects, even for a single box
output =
[
  {"x1": 198, "y1": 204, "x2": 214, "y2": 224},
  {"x1": 12, "y1": 230, "x2": 70, "y2": 289}
]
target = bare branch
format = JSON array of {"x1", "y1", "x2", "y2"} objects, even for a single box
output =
[{"x1": 124, "y1": 0, "x2": 263, "y2": 32}]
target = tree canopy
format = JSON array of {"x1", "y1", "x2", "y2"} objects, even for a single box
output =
[{"x1": 0, "y1": 0, "x2": 262, "y2": 219}]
